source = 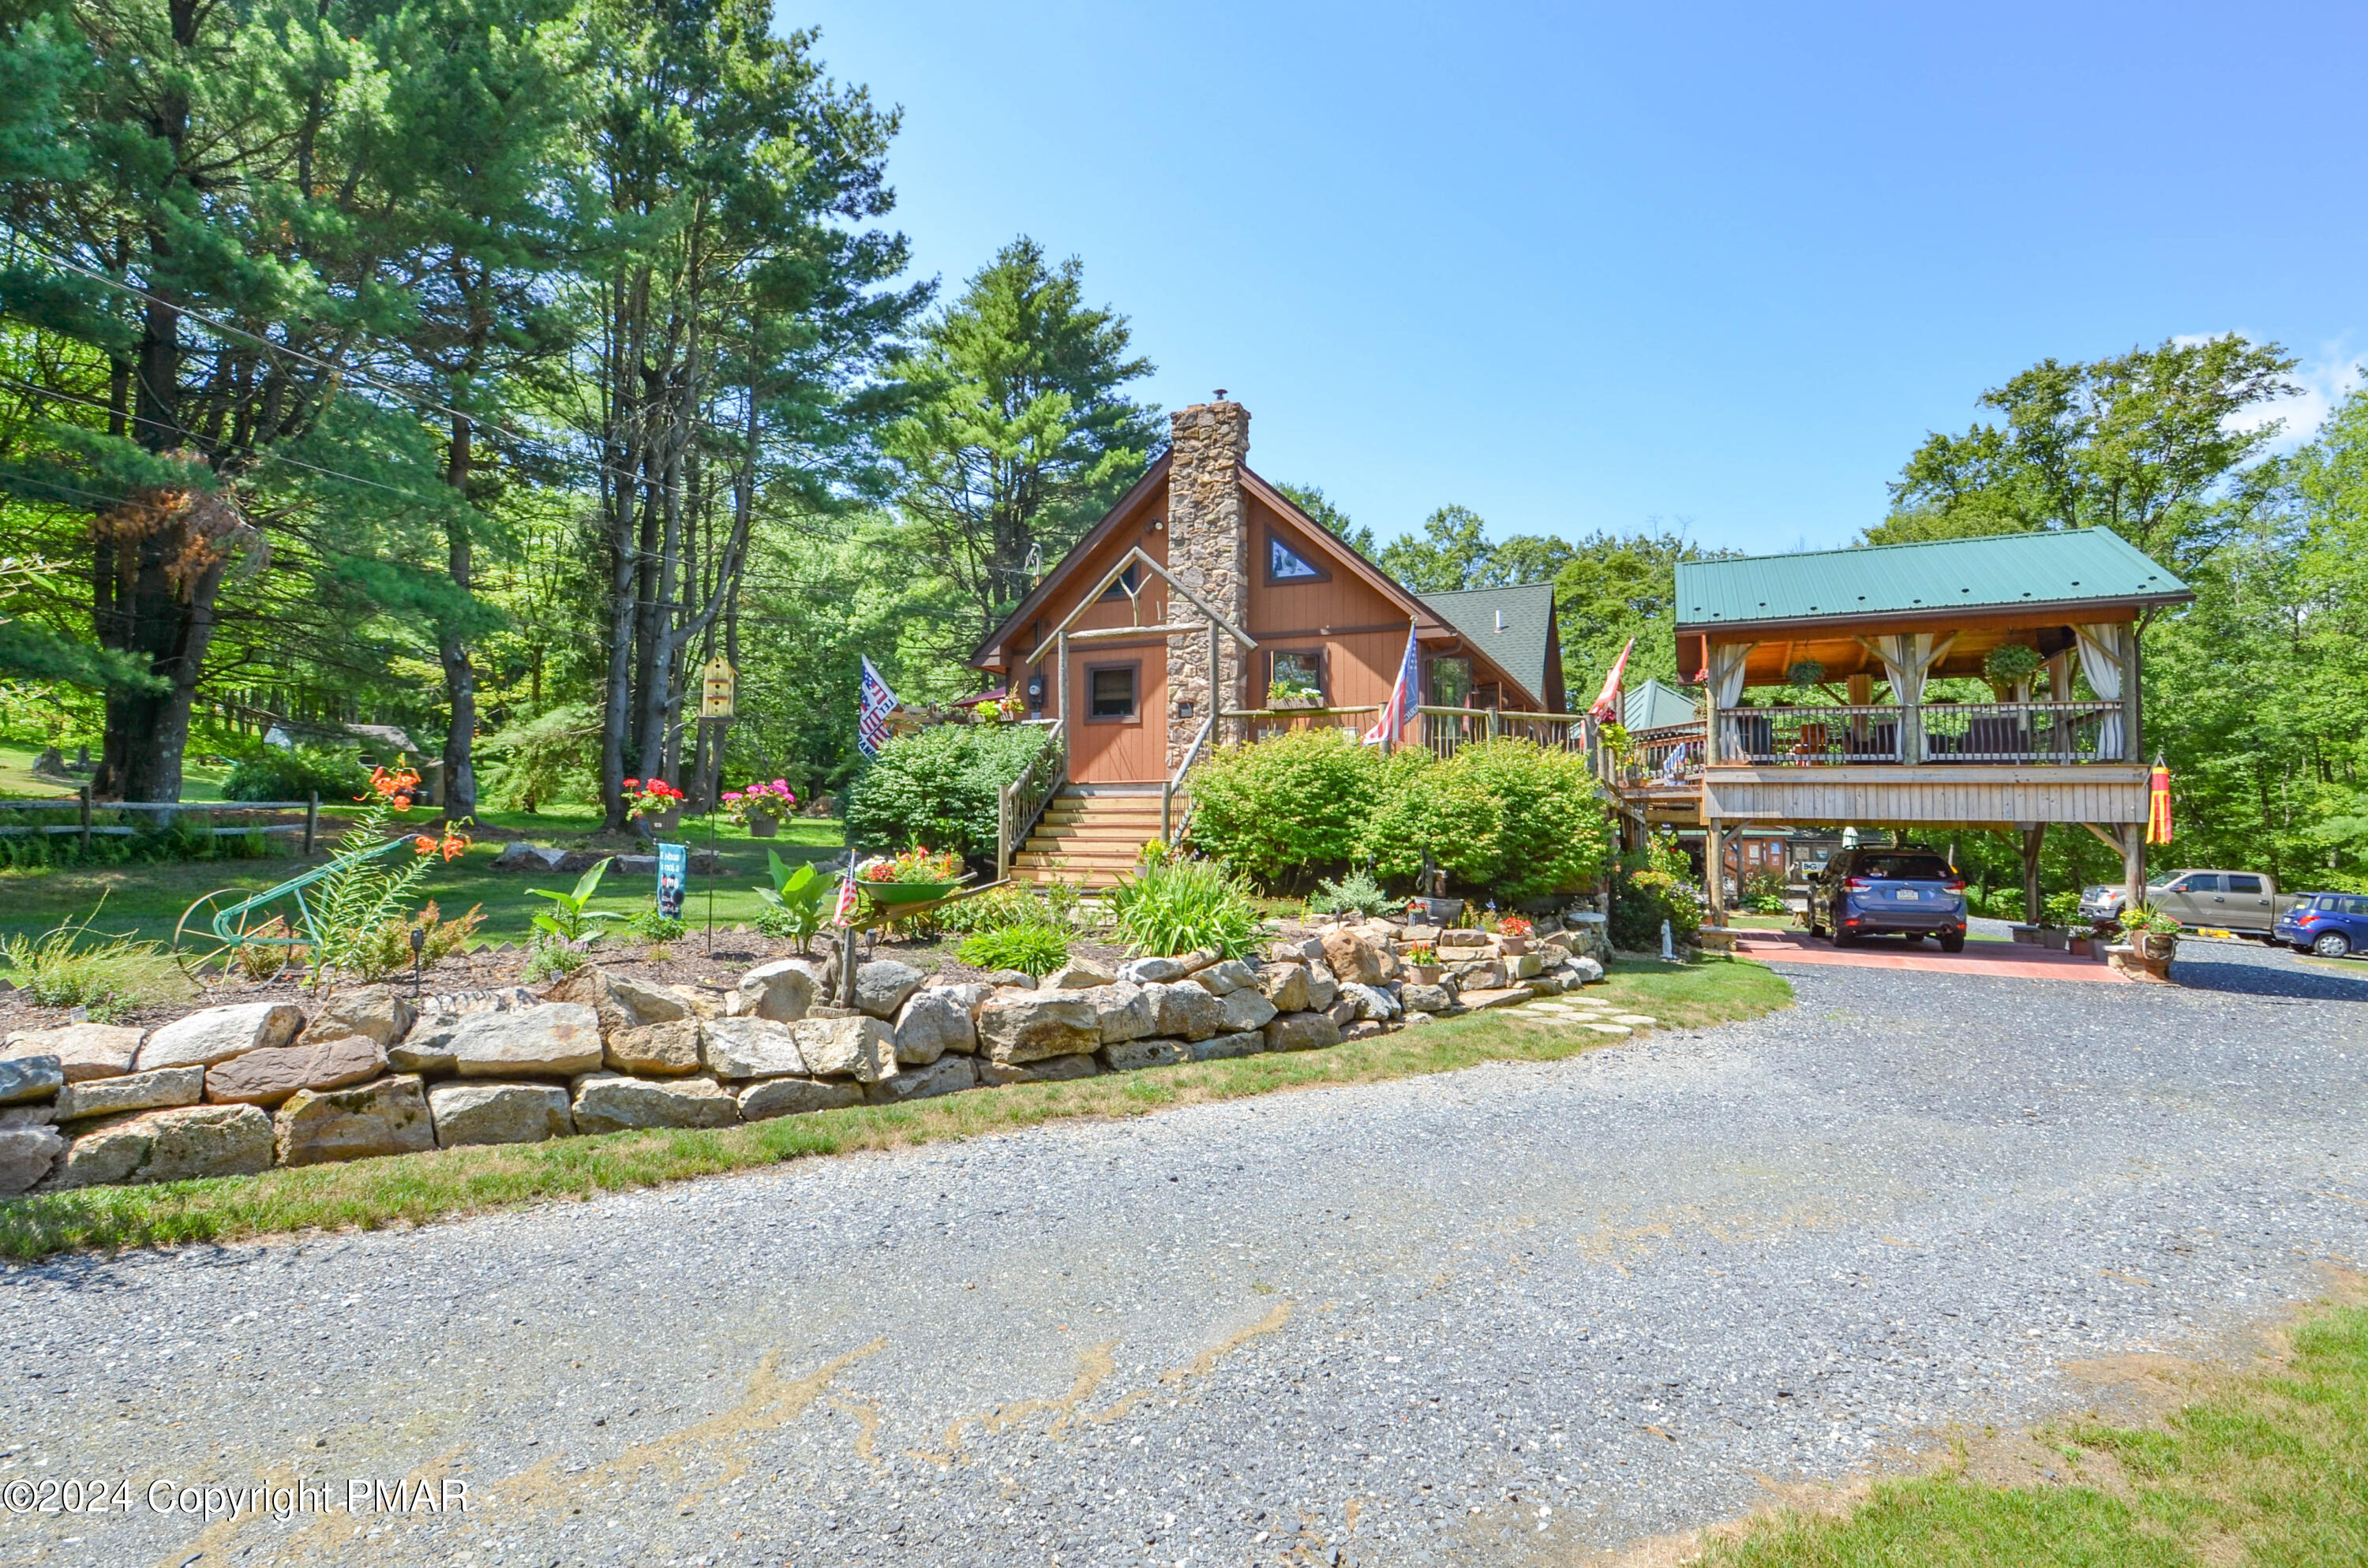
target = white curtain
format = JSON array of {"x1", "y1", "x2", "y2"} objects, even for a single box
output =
[
  {"x1": 1710, "y1": 643, "x2": 1753, "y2": 758},
  {"x1": 2075, "y1": 623, "x2": 2126, "y2": 760}
]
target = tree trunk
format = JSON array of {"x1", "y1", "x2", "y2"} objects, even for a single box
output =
[{"x1": 439, "y1": 414, "x2": 478, "y2": 818}]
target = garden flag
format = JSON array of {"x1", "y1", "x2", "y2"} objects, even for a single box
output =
[
  {"x1": 2147, "y1": 754, "x2": 2174, "y2": 845},
  {"x1": 832, "y1": 870, "x2": 860, "y2": 927},
  {"x1": 856, "y1": 656, "x2": 899, "y2": 758},
  {"x1": 1589, "y1": 636, "x2": 1635, "y2": 721},
  {"x1": 1362, "y1": 623, "x2": 1421, "y2": 747}
]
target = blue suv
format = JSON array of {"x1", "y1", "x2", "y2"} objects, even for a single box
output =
[
  {"x1": 1808, "y1": 848, "x2": 1968, "y2": 952},
  {"x1": 2277, "y1": 893, "x2": 2368, "y2": 959}
]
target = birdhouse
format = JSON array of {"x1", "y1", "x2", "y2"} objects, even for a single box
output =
[{"x1": 699, "y1": 657, "x2": 736, "y2": 719}]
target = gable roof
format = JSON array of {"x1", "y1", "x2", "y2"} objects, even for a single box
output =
[
  {"x1": 1673, "y1": 528, "x2": 2192, "y2": 636},
  {"x1": 1414, "y1": 583, "x2": 1558, "y2": 709},
  {"x1": 969, "y1": 455, "x2": 1174, "y2": 667},
  {"x1": 1622, "y1": 676, "x2": 1699, "y2": 733}
]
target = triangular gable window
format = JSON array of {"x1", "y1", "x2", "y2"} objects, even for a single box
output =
[{"x1": 1268, "y1": 533, "x2": 1324, "y2": 582}]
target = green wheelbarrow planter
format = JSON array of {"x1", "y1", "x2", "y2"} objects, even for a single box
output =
[
  {"x1": 854, "y1": 874, "x2": 974, "y2": 907},
  {"x1": 174, "y1": 832, "x2": 416, "y2": 957}
]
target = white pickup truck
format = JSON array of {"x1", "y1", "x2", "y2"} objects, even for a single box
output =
[{"x1": 2079, "y1": 870, "x2": 2297, "y2": 937}]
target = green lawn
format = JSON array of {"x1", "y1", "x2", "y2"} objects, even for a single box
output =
[
  {"x1": 0, "y1": 957, "x2": 1791, "y2": 1260},
  {"x1": 1704, "y1": 1292, "x2": 2368, "y2": 1566}
]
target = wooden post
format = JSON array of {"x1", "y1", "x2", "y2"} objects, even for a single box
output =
[
  {"x1": 2020, "y1": 824, "x2": 2046, "y2": 924},
  {"x1": 2121, "y1": 822, "x2": 2146, "y2": 915},
  {"x1": 2121, "y1": 623, "x2": 2142, "y2": 762},
  {"x1": 77, "y1": 785, "x2": 91, "y2": 855},
  {"x1": 1208, "y1": 619, "x2": 1223, "y2": 748},
  {"x1": 1705, "y1": 821, "x2": 1728, "y2": 930},
  {"x1": 304, "y1": 791, "x2": 319, "y2": 855},
  {"x1": 1055, "y1": 631, "x2": 1070, "y2": 729}
]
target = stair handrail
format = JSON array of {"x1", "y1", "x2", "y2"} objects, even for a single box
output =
[
  {"x1": 1162, "y1": 712, "x2": 1216, "y2": 844},
  {"x1": 997, "y1": 719, "x2": 1067, "y2": 881}
]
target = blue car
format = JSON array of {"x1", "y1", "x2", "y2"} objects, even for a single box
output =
[
  {"x1": 2277, "y1": 892, "x2": 2368, "y2": 959},
  {"x1": 1808, "y1": 848, "x2": 1968, "y2": 952}
]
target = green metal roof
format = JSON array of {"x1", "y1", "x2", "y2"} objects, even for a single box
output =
[
  {"x1": 1417, "y1": 582, "x2": 1557, "y2": 708},
  {"x1": 1673, "y1": 528, "x2": 2191, "y2": 632},
  {"x1": 1622, "y1": 677, "x2": 1699, "y2": 732}
]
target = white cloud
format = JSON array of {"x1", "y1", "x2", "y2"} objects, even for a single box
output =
[{"x1": 2179, "y1": 331, "x2": 2363, "y2": 448}]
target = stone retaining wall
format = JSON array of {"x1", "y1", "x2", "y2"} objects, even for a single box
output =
[{"x1": 0, "y1": 917, "x2": 1608, "y2": 1196}]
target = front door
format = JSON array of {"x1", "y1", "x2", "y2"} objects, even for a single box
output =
[{"x1": 1066, "y1": 648, "x2": 1167, "y2": 783}]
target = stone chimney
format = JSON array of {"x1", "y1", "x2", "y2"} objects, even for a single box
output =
[{"x1": 1163, "y1": 398, "x2": 1250, "y2": 769}]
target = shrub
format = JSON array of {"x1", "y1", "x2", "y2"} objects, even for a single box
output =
[
  {"x1": 940, "y1": 885, "x2": 1053, "y2": 934},
  {"x1": 1740, "y1": 867, "x2": 1790, "y2": 914},
  {"x1": 347, "y1": 901, "x2": 485, "y2": 982},
  {"x1": 1185, "y1": 728, "x2": 1391, "y2": 886},
  {"x1": 1361, "y1": 739, "x2": 1606, "y2": 903},
  {"x1": 625, "y1": 904, "x2": 689, "y2": 945},
  {"x1": 1310, "y1": 866, "x2": 1394, "y2": 917},
  {"x1": 520, "y1": 939, "x2": 586, "y2": 983},
  {"x1": 478, "y1": 702, "x2": 600, "y2": 814},
  {"x1": 1107, "y1": 857, "x2": 1263, "y2": 960},
  {"x1": 957, "y1": 922, "x2": 1070, "y2": 977},
  {"x1": 841, "y1": 723, "x2": 1051, "y2": 865},
  {"x1": 221, "y1": 745, "x2": 369, "y2": 803}
]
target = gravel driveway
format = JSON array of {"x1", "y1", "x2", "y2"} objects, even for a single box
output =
[{"x1": 6, "y1": 941, "x2": 2367, "y2": 1567}]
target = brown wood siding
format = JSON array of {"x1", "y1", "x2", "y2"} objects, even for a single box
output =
[
  {"x1": 996, "y1": 480, "x2": 1170, "y2": 720},
  {"x1": 1244, "y1": 495, "x2": 1407, "y2": 646},
  {"x1": 1068, "y1": 646, "x2": 1167, "y2": 782}
]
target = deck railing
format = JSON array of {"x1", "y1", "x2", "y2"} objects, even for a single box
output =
[
  {"x1": 995, "y1": 720, "x2": 1066, "y2": 881},
  {"x1": 1621, "y1": 727, "x2": 1706, "y2": 788},
  {"x1": 1709, "y1": 701, "x2": 2125, "y2": 766},
  {"x1": 1228, "y1": 705, "x2": 1591, "y2": 761}
]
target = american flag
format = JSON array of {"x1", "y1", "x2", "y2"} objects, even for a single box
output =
[
  {"x1": 833, "y1": 870, "x2": 861, "y2": 927},
  {"x1": 856, "y1": 655, "x2": 899, "y2": 758},
  {"x1": 1361, "y1": 623, "x2": 1420, "y2": 747}
]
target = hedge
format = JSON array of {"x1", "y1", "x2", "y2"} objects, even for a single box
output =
[{"x1": 841, "y1": 723, "x2": 1052, "y2": 864}]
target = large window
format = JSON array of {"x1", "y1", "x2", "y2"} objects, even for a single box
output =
[
  {"x1": 1270, "y1": 649, "x2": 1324, "y2": 701},
  {"x1": 1088, "y1": 664, "x2": 1137, "y2": 720},
  {"x1": 1427, "y1": 655, "x2": 1472, "y2": 708}
]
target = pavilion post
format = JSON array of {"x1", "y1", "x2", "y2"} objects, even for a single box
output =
[
  {"x1": 2120, "y1": 822, "x2": 2146, "y2": 915},
  {"x1": 2020, "y1": 824, "x2": 2046, "y2": 924},
  {"x1": 1704, "y1": 821, "x2": 1728, "y2": 930}
]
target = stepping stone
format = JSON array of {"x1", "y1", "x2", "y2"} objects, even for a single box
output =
[
  {"x1": 1582, "y1": 1023, "x2": 1633, "y2": 1037},
  {"x1": 1608, "y1": 1014, "x2": 1659, "y2": 1027}
]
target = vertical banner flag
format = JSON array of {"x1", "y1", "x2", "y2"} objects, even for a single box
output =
[
  {"x1": 655, "y1": 840, "x2": 688, "y2": 919},
  {"x1": 1589, "y1": 636, "x2": 1635, "y2": 722},
  {"x1": 2146, "y1": 755, "x2": 2174, "y2": 845},
  {"x1": 856, "y1": 656, "x2": 899, "y2": 758},
  {"x1": 1361, "y1": 623, "x2": 1421, "y2": 747}
]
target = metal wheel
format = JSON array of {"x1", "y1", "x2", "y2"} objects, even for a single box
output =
[{"x1": 2313, "y1": 930, "x2": 2353, "y2": 960}]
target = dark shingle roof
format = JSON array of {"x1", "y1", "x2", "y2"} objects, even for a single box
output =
[
  {"x1": 1417, "y1": 582, "x2": 1557, "y2": 709},
  {"x1": 1673, "y1": 528, "x2": 2190, "y2": 632}
]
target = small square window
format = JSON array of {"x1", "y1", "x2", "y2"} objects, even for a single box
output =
[
  {"x1": 1272, "y1": 650, "x2": 1322, "y2": 698},
  {"x1": 1090, "y1": 667, "x2": 1136, "y2": 718}
]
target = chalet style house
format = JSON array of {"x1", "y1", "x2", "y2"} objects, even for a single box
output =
[{"x1": 971, "y1": 396, "x2": 1568, "y2": 881}]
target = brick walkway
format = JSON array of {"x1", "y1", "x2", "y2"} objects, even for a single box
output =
[{"x1": 1733, "y1": 926, "x2": 2130, "y2": 982}]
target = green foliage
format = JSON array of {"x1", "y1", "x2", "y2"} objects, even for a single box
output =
[
  {"x1": 1553, "y1": 530, "x2": 1738, "y2": 704},
  {"x1": 1106, "y1": 858, "x2": 1263, "y2": 960},
  {"x1": 1362, "y1": 740, "x2": 1608, "y2": 903},
  {"x1": 344, "y1": 901, "x2": 485, "y2": 983},
  {"x1": 1185, "y1": 728, "x2": 1391, "y2": 885},
  {"x1": 625, "y1": 904, "x2": 688, "y2": 945},
  {"x1": 1983, "y1": 643, "x2": 2043, "y2": 687},
  {"x1": 1273, "y1": 482, "x2": 1374, "y2": 555},
  {"x1": 519, "y1": 939, "x2": 586, "y2": 983},
  {"x1": 221, "y1": 746, "x2": 369, "y2": 804},
  {"x1": 1378, "y1": 504, "x2": 1494, "y2": 593},
  {"x1": 841, "y1": 723, "x2": 1051, "y2": 863},
  {"x1": 1784, "y1": 659, "x2": 1825, "y2": 690},
  {"x1": 1611, "y1": 832, "x2": 1702, "y2": 951},
  {"x1": 2042, "y1": 889, "x2": 2085, "y2": 928},
  {"x1": 304, "y1": 795, "x2": 447, "y2": 981},
  {"x1": 753, "y1": 851, "x2": 831, "y2": 954},
  {"x1": 0, "y1": 901, "x2": 194, "y2": 1021},
  {"x1": 939, "y1": 884, "x2": 1055, "y2": 934},
  {"x1": 955, "y1": 922, "x2": 1070, "y2": 978},
  {"x1": 524, "y1": 857, "x2": 621, "y2": 947},
  {"x1": 1740, "y1": 868, "x2": 1790, "y2": 914},
  {"x1": 1310, "y1": 867, "x2": 1394, "y2": 918},
  {"x1": 478, "y1": 704, "x2": 599, "y2": 814}
]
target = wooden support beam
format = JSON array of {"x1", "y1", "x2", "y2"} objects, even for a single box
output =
[{"x1": 2020, "y1": 824, "x2": 2046, "y2": 925}]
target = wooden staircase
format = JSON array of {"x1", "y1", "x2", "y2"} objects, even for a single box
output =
[{"x1": 1010, "y1": 787, "x2": 1173, "y2": 888}]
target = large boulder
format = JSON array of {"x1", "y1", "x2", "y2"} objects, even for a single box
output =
[
  {"x1": 1265, "y1": 1012, "x2": 1344, "y2": 1053},
  {"x1": 54, "y1": 1065, "x2": 203, "y2": 1122},
  {"x1": 1103, "y1": 1038, "x2": 1188, "y2": 1073},
  {"x1": 923, "y1": 981, "x2": 995, "y2": 1015},
  {"x1": 1219, "y1": 988, "x2": 1279, "y2": 1034},
  {"x1": 1339, "y1": 982, "x2": 1400, "y2": 1023},
  {"x1": 1147, "y1": 981, "x2": 1223, "y2": 1043},
  {"x1": 0, "y1": 1054, "x2": 62, "y2": 1107},
  {"x1": 429, "y1": 1081, "x2": 572, "y2": 1148},
  {"x1": 1042, "y1": 958, "x2": 1117, "y2": 990},
  {"x1": 1399, "y1": 982, "x2": 1458, "y2": 1015},
  {"x1": 1116, "y1": 956, "x2": 1186, "y2": 985},
  {"x1": 891, "y1": 990, "x2": 976, "y2": 1065},
  {"x1": 275, "y1": 1076, "x2": 435, "y2": 1168},
  {"x1": 976, "y1": 991, "x2": 1102, "y2": 1065},
  {"x1": 850, "y1": 960, "x2": 927, "y2": 1020},
  {"x1": 699, "y1": 1017, "x2": 808, "y2": 1080},
  {"x1": 0, "y1": 1126, "x2": 64, "y2": 1196},
  {"x1": 309, "y1": 986, "x2": 414, "y2": 1048},
  {"x1": 737, "y1": 1076, "x2": 864, "y2": 1122},
  {"x1": 1257, "y1": 962, "x2": 1310, "y2": 1014},
  {"x1": 2, "y1": 1023, "x2": 143, "y2": 1083},
  {"x1": 1192, "y1": 959, "x2": 1257, "y2": 997},
  {"x1": 52, "y1": 1103, "x2": 273, "y2": 1188},
  {"x1": 1303, "y1": 964, "x2": 1340, "y2": 1012},
  {"x1": 607, "y1": 1018, "x2": 704, "y2": 1076},
  {"x1": 389, "y1": 987, "x2": 538, "y2": 1075},
  {"x1": 728, "y1": 958, "x2": 826, "y2": 1022},
  {"x1": 1508, "y1": 952, "x2": 1544, "y2": 979},
  {"x1": 976, "y1": 1053, "x2": 1100, "y2": 1086},
  {"x1": 1191, "y1": 1030, "x2": 1268, "y2": 1062},
  {"x1": 791, "y1": 1016, "x2": 897, "y2": 1083},
  {"x1": 449, "y1": 1004, "x2": 603, "y2": 1079},
  {"x1": 1566, "y1": 954, "x2": 1606, "y2": 986},
  {"x1": 570, "y1": 1072, "x2": 739, "y2": 1135},
  {"x1": 865, "y1": 1054, "x2": 980, "y2": 1105},
  {"x1": 549, "y1": 967, "x2": 692, "y2": 1036},
  {"x1": 1320, "y1": 928, "x2": 1387, "y2": 986},
  {"x1": 1087, "y1": 983, "x2": 1160, "y2": 1045},
  {"x1": 204, "y1": 1033, "x2": 388, "y2": 1109},
  {"x1": 137, "y1": 1002, "x2": 304, "y2": 1072}
]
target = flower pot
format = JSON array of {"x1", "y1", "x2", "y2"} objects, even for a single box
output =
[
  {"x1": 1497, "y1": 936, "x2": 1530, "y2": 956},
  {"x1": 745, "y1": 812, "x2": 779, "y2": 839},
  {"x1": 639, "y1": 806, "x2": 681, "y2": 835},
  {"x1": 2068, "y1": 935, "x2": 2090, "y2": 957},
  {"x1": 1406, "y1": 964, "x2": 1443, "y2": 985},
  {"x1": 2137, "y1": 930, "x2": 2178, "y2": 962},
  {"x1": 1268, "y1": 695, "x2": 1322, "y2": 711}
]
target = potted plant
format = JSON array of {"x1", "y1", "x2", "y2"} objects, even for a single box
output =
[
  {"x1": 622, "y1": 777, "x2": 687, "y2": 834},
  {"x1": 855, "y1": 844, "x2": 972, "y2": 907},
  {"x1": 1402, "y1": 941, "x2": 1441, "y2": 984},
  {"x1": 2118, "y1": 902, "x2": 2180, "y2": 961},
  {"x1": 973, "y1": 694, "x2": 1026, "y2": 724},
  {"x1": 723, "y1": 778, "x2": 796, "y2": 837},
  {"x1": 1267, "y1": 677, "x2": 1322, "y2": 711},
  {"x1": 1496, "y1": 914, "x2": 1533, "y2": 955}
]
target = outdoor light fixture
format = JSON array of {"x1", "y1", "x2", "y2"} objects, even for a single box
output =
[
  {"x1": 1177, "y1": 699, "x2": 1195, "y2": 720},
  {"x1": 408, "y1": 924, "x2": 426, "y2": 997}
]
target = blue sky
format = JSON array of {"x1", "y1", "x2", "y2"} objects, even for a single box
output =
[{"x1": 794, "y1": 1, "x2": 2365, "y2": 555}]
